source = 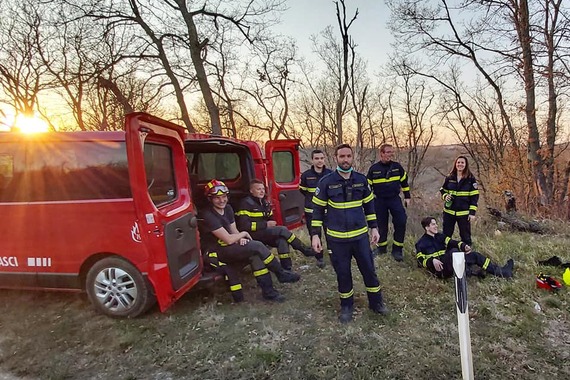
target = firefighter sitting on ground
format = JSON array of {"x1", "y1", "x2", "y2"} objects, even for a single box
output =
[
  {"x1": 236, "y1": 179, "x2": 316, "y2": 271},
  {"x1": 415, "y1": 216, "x2": 514, "y2": 279},
  {"x1": 199, "y1": 179, "x2": 300, "y2": 303}
]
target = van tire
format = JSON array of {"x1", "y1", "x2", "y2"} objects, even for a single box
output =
[{"x1": 86, "y1": 257, "x2": 156, "y2": 318}]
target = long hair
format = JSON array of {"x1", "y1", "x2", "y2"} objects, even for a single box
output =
[{"x1": 449, "y1": 155, "x2": 472, "y2": 179}]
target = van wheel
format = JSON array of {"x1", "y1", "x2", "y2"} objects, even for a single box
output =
[{"x1": 86, "y1": 257, "x2": 155, "y2": 318}]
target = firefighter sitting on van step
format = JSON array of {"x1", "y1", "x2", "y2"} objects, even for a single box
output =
[
  {"x1": 236, "y1": 179, "x2": 316, "y2": 271},
  {"x1": 199, "y1": 180, "x2": 300, "y2": 303}
]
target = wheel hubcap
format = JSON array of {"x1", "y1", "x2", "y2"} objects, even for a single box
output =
[{"x1": 93, "y1": 267, "x2": 138, "y2": 313}]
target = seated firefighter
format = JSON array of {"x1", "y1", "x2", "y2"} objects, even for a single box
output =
[
  {"x1": 415, "y1": 216, "x2": 514, "y2": 279},
  {"x1": 199, "y1": 179, "x2": 300, "y2": 303},
  {"x1": 235, "y1": 179, "x2": 316, "y2": 271}
]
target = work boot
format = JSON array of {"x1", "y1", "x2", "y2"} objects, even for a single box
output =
[
  {"x1": 391, "y1": 250, "x2": 403, "y2": 262},
  {"x1": 275, "y1": 269, "x2": 301, "y2": 283},
  {"x1": 231, "y1": 291, "x2": 245, "y2": 303},
  {"x1": 487, "y1": 259, "x2": 514, "y2": 278},
  {"x1": 372, "y1": 245, "x2": 387, "y2": 257},
  {"x1": 370, "y1": 292, "x2": 389, "y2": 316},
  {"x1": 316, "y1": 257, "x2": 326, "y2": 269},
  {"x1": 262, "y1": 288, "x2": 286, "y2": 302},
  {"x1": 300, "y1": 245, "x2": 317, "y2": 257},
  {"x1": 339, "y1": 306, "x2": 354, "y2": 324}
]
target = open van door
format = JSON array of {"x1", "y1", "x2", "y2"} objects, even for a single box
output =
[
  {"x1": 126, "y1": 113, "x2": 202, "y2": 312},
  {"x1": 265, "y1": 140, "x2": 304, "y2": 229}
]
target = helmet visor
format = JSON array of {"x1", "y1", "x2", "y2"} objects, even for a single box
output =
[{"x1": 209, "y1": 185, "x2": 229, "y2": 196}]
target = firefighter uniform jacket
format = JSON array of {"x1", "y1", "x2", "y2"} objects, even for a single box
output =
[
  {"x1": 235, "y1": 195, "x2": 273, "y2": 232},
  {"x1": 311, "y1": 170, "x2": 377, "y2": 242},
  {"x1": 366, "y1": 160, "x2": 411, "y2": 200},
  {"x1": 300, "y1": 166, "x2": 333, "y2": 214},
  {"x1": 415, "y1": 232, "x2": 467, "y2": 272},
  {"x1": 439, "y1": 175, "x2": 479, "y2": 216}
]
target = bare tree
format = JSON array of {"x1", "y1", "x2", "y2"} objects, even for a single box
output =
[
  {"x1": 0, "y1": 2, "x2": 55, "y2": 121},
  {"x1": 387, "y1": 0, "x2": 570, "y2": 211}
]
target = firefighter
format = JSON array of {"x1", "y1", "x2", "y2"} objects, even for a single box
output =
[
  {"x1": 311, "y1": 144, "x2": 388, "y2": 323},
  {"x1": 300, "y1": 149, "x2": 333, "y2": 268},
  {"x1": 367, "y1": 144, "x2": 411, "y2": 262},
  {"x1": 440, "y1": 156, "x2": 479, "y2": 246},
  {"x1": 236, "y1": 179, "x2": 315, "y2": 271},
  {"x1": 199, "y1": 179, "x2": 300, "y2": 303},
  {"x1": 416, "y1": 217, "x2": 513, "y2": 279}
]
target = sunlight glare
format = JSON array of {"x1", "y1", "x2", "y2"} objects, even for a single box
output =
[{"x1": 14, "y1": 114, "x2": 49, "y2": 133}]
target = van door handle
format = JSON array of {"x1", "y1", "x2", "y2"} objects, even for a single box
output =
[{"x1": 175, "y1": 228, "x2": 184, "y2": 239}]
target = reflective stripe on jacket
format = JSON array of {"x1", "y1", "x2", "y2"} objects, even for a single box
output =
[
  {"x1": 439, "y1": 175, "x2": 479, "y2": 216},
  {"x1": 311, "y1": 170, "x2": 377, "y2": 242},
  {"x1": 235, "y1": 195, "x2": 273, "y2": 232},
  {"x1": 415, "y1": 232, "x2": 466, "y2": 269},
  {"x1": 300, "y1": 166, "x2": 333, "y2": 213},
  {"x1": 366, "y1": 160, "x2": 411, "y2": 199}
]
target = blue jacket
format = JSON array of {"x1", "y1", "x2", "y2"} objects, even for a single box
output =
[
  {"x1": 440, "y1": 175, "x2": 479, "y2": 216},
  {"x1": 367, "y1": 160, "x2": 410, "y2": 200},
  {"x1": 300, "y1": 166, "x2": 333, "y2": 214},
  {"x1": 415, "y1": 232, "x2": 467, "y2": 271},
  {"x1": 235, "y1": 195, "x2": 273, "y2": 232},
  {"x1": 311, "y1": 170, "x2": 377, "y2": 242}
]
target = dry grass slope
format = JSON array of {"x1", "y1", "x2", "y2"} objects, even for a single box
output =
[{"x1": 1, "y1": 218, "x2": 569, "y2": 379}]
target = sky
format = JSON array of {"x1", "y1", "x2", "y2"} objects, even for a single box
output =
[{"x1": 274, "y1": 0, "x2": 393, "y2": 71}]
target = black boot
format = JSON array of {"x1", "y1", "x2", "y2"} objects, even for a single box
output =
[
  {"x1": 266, "y1": 256, "x2": 301, "y2": 283},
  {"x1": 370, "y1": 291, "x2": 389, "y2": 315},
  {"x1": 256, "y1": 274, "x2": 285, "y2": 302},
  {"x1": 339, "y1": 305, "x2": 354, "y2": 324},
  {"x1": 372, "y1": 244, "x2": 387, "y2": 257},
  {"x1": 301, "y1": 245, "x2": 317, "y2": 257},
  {"x1": 275, "y1": 269, "x2": 301, "y2": 283},
  {"x1": 391, "y1": 250, "x2": 403, "y2": 262},
  {"x1": 487, "y1": 259, "x2": 514, "y2": 278}
]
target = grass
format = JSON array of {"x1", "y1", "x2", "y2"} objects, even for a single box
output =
[{"x1": 1, "y1": 214, "x2": 569, "y2": 379}]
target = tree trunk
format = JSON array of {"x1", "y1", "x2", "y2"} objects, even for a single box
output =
[
  {"x1": 177, "y1": 2, "x2": 222, "y2": 135},
  {"x1": 516, "y1": 0, "x2": 550, "y2": 205}
]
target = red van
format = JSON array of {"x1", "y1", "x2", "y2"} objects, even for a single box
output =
[{"x1": 0, "y1": 113, "x2": 303, "y2": 317}]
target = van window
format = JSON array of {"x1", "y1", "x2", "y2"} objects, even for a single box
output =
[
  {"x1": 191, "y1": 152, "x2": 241, "y2": 181},
  {"x1": 144, "y1": 143, "x2": 177, "y2": 206},
  {"x1": 272, "y1": 151, "x2": 294, "y2": 183},
  {"x1": 0, "y1": 154, "x2": 14, "y2": 191},
  {"x1": 0, "y1": 141, "x2": 131, "y2": 202}
]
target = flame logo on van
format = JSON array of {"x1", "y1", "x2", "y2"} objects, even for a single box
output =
[{"x1": 131, "y1": 222, "x2": 142, "y2": 243}]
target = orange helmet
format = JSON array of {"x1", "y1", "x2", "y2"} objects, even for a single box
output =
[{"x1": 204, "y1": 179, "x2": 229, "y2": 197}]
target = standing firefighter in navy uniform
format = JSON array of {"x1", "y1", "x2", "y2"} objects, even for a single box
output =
[
  {"x1": 311, "y1": 144, "x2": 388, "y2": 323},
  {"x1": 440, "y1": 156, "x2": 479, "y2": 246},
  {"x1": 236, "y1": 179, "x2": 314, "y2": 271},
  {"x1": 367, "y1": 144, "x2": 411, "y2": 261},
  {"x1": 199, "y1": 180, "x2": 300, "y2": 303},
  {"x1": 300, "y1": 149, "x2": 333, "y2": 268}
]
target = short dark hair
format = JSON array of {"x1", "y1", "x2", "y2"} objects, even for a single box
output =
[
  {"x1": 379, "y1": 143, "x2": 393, "y2": 153},
  {"x1": 334, "y1": 143, "x2": 352, "y2": 156},
  {"x1": 249, "y1": 179, "x2": 264, "y2": 189},
  {"x1": 421, "y1": 216, "x2": 436, "y2": 229},
  {"x1": 311, "y1": 149, "x2": 324, "y2": 159}
]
